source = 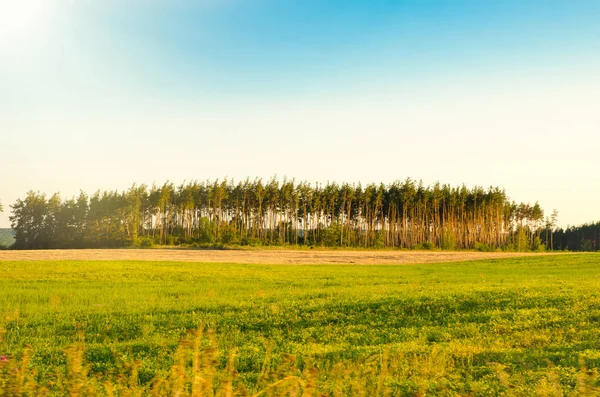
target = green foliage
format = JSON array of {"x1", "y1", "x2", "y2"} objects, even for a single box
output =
[
  {"x1": 581, "y1": 239, "x2": 594, "y2": 251},
  {"x1": 240, "y1": 236, "x2": 263, "y2": 247},
  {"x1": 474, "y1": 242, "x2": 495, "y2": 252},
  {"x1": 6, "y1": 178, "x2": 550, "y2": 251},
  {"x1": 0, "y1": 229, "x2": 14, "y2": 249},
  {"x1": 320, "y1": 223, "x2": 343, "y2": 247},
  {"x1": 2, "y1": 254, "x2": 600, "y2": 394},
  {"x1": 132, "y1": 236, "x2": 154, "y2": 248},
  {"x1": 414, "y1": 241, "x2": 435, "y2": 250},
  {"x1": 373, "y1": 230, "x2": 386, "y2": 249},
  {"x1": 220, "y1": 223, "x2": 239, "y2": 245},
  {"x1": 441, "y1": 229, "x2": 456, "y2": 250},
  {"x1": 533, "y1": 236, "x2": 545, "y2": 252},
  {"x1": 9, "y1": 191, "x2": 51, "y2": 249},
  {"x1": 550, "y1": 221, "x2": 600, "y2": 251},
  {"x1": 514, "y1": 227, "x2": 530, "y2": 252},
  {"x1": 195, "y1": 217, "x2": 215, "y2": 245}
]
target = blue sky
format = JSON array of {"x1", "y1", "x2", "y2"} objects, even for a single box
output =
[{"x1": 1, "y1": 0, "x2": 600, "y2": 227}]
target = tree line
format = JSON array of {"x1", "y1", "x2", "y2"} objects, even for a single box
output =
[
  {"x1": 5, "y1": 178, "x2": 556, "y2": 251},
  {"x1": 543, "y1": 222, "x2": 600, "y2": 251}
]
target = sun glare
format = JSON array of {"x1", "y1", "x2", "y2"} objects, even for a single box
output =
[{"x1": 0, "y1": 0, "x2": 48, "y2": 41}]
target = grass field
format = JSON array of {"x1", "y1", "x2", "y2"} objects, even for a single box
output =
[{"x1": 1, "y1": 252, "x2": 600, "y2": 395}]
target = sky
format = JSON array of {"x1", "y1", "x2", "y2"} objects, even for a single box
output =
[{"x1": 1, "y1": 0, "x2": 599, "y2": 228}]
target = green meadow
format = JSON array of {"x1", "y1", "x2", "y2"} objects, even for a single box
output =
[{"x1": 2, "y1": 254, "x2": 600, "y2": 396}]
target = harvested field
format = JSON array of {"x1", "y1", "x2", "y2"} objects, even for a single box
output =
[{"x1": 0, "y1": 248, "x2": 557, "y2": 264}]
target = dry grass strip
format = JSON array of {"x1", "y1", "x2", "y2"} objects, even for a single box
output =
[{"x1": 0, "y1": 248, "x2": 558, "y2": 265}]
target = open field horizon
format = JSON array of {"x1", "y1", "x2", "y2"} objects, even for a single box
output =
[{"x1": 3, "y1": 0, "x2": 600, "y2": 394}]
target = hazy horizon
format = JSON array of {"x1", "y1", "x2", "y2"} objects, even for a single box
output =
[{"x1": 2, "y1": 0, "x2": 599, "y2": 228}]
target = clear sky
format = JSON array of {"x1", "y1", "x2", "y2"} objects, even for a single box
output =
[{"x1": 1, "y1": 0, "x2": 599, "y2": 228}]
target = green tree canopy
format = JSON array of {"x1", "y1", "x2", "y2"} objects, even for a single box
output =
[{"x1": 7, "y1": 178, "x2": 552, "y2": 251}]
